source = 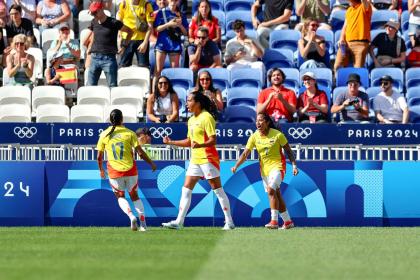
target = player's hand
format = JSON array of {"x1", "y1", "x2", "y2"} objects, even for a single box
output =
[
  {"x1": 150, "y1": 162, "x2": 157, "y2": 172},
  {"x1": 231, "y1": 166, "x2": 237, "y2": 173},
  {"x1": 191, "y1": 141, "x2": 201, "y2": 148},
  {"x1": 100, "y1": 169, "x2": 106, "y2": 179},
  {"x1": 163, "y1": 136, "x2": 171, "y2": 144},
  {"x1": 292, "y1": 166, "x2": 299, "y2": 176}
]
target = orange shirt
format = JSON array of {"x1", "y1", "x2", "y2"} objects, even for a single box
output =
[{"x1": 345, "y1": 3, "x2": 372, "y2": 42}]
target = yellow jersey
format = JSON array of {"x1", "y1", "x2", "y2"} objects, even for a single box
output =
[
  {"x1": 96, "y1": 126, "x2": 139, "y2": 178},
  {"x1": 117, "y1": 0, "x2": 155, "y2": 40},
  {"x1": 246, "y1": 128, "x2": 288, "y2": 177},
  {"x1": 187, "y1": 110, "x2": 220, "y2": 168}
]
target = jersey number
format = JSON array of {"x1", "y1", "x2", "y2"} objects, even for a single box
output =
[{"x1": 111, "y1": 142, "x2": 124, "y2": 160}]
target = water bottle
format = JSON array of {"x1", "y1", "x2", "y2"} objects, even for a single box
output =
[{"x1": 340, "y1": 42, "x2": 346, "y2": 57}]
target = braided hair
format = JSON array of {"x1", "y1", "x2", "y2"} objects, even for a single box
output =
[{"x1": 106, "y1": 109, "x2": 123, "y2": 138}]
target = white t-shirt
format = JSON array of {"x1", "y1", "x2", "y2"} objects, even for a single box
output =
[
  {"x1": 409, "y1": 0, "x2": 420, "y2": 25},
  {"x1": 225, "y1": 37, "x2": 262, "y2": 64},
  {"x1": 373, "y1": 91, "x2": 408, "y2": 122}
]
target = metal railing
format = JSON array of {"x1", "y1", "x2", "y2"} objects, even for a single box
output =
[{"x1": 0, "y1": 144, "x2": 419, "y2": 161}]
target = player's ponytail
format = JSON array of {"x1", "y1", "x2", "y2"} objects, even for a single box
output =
[{"x1": 106, "y1": 109, "x2": 123, "y2": 138}]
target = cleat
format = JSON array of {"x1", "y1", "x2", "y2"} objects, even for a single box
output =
[
  {"x1": 130, "y1": 217, "x2": 138, "y2": 231},
  {"x1": 265, "y1": 220, "x2": 279, "y2": 229},
  {"x1": 139, "y1": 221, "x2": 147, "y2": 232},
  {"x1": 222, "y1": 222, "x2": 235, "y2": 230},
  {"x1": 280, "y1": 220, "x2": 295, "y2": 230},
  {"x1": 139, "y1": 226, "x2": 147, "y2": 232},
  {"x1": 162, "y1": 220, "x2": 182, "y2": 230}
]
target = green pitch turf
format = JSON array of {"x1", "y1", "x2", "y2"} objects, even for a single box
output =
[{"x1": 0, "y1": 227, "x2": 419, "y2": 280}]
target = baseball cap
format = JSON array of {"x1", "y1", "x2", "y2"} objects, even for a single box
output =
[
  {"x1": 380, "y1": 75, "x2": 393, "y2": 83},
  {"x1": 347, "y1": 73, "x2": 361, "y2": 84},
  {"x1": 58, "y1": 22, "x2": 70, "y2": 30},
  {"x1": 385, "y1": 19, "x2": 400, "y2": 30},
  {"x1": 89, "y1": 1, "x2": 103, "y2": 13},
  {"x1": 302, "y1": 72, "x2": 316, "y2": 80}
]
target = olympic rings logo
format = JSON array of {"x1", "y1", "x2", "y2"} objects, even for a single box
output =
[
  {"x1": 149, "y1": 127, "x2": 173, "y2": 138},
  {"x1": 287, "y1": 127, "x2": 312, "y2": 139},
  {"x1": 14, "y1": 126, "x2": 38, "y2": 139}
]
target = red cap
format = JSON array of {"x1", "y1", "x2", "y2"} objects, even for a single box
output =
[{"x1": 89, "y1": 2, "x2": 103, "y2": 13}]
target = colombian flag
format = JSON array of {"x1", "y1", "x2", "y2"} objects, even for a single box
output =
[{"x1": 56, "y1": 67, "x2": 77, "y2": 84}]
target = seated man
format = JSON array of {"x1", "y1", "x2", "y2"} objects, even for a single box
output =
[
  {"x1": 295, "y1": 0, "x2": 332, "y2": 31},
  {"x1": 331, "y1": 73, "x2": 370, "y2": 123},
  {"x1": 187, "y1": 26, "x2": 221, "y2": 72},
  {"x1": 373, "y1": 75, "x2": 409, "y2": 124},
  {"x1": 369, "y1": 19, "x2": 406, "y2": 68}
]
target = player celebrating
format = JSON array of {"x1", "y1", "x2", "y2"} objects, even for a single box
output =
[
  {"x1": 97, "y1": 109, "x2": 157, "y2": 232},
  {"x1": 231, "y1": 113, "x2": 298, "y2": 229},
  {"x1": 161, "y1": 92, "x2": 235, "y2": 230}
]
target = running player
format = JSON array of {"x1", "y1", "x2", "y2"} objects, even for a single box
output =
[
  {"x1": 97, "y1": 109, "x2": 157, "y2": 231},
  {"x1": 161, "y1": 92, "x2": 235, "y2": 230},
  {"x1": 231, "y1": 112, "x2": 298, "y2": 229}
]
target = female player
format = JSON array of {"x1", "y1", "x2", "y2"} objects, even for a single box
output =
[
  {"x1": 97, "y1": 109, "x2": 156, "y2": 232},
  {"x1": 231, "y1": 113, "x2": 298, "y2": 229},
  {"x1": 161, "y1": 92, "x2": 235, "y2": 230}
]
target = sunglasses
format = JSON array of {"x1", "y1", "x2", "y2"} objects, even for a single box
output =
[
  {"x1": 310, "y1": 23, "x2": 319, "y2": 27},
  {"x1": 381, "y1": 81, "x2": 390, "y2": 86},
  {"x1": 200, "y1": 77, "x2": 210, "y2": 81},
  {"x1": 197, "y1": 36, "x2": 207, "y2": 39},
  {"x1": 158, "y1": 81, "x2": 169, "y2": 85},
  {"x1": 16, "y1": 42, "x2": 25, "y2": 46}
]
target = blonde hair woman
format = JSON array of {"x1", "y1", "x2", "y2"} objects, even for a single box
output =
[{"x1": 6, "y1": 34, "x2": 34, "y2": 87}]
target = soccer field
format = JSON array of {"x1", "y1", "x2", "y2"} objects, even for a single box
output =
[{"x1": 0, "y1": 227, "x2": 419, "y2": 280}]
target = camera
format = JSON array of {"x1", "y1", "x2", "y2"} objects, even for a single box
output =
[{"x1": 348, "y1": 99, "x2": 359, "y2": 106}]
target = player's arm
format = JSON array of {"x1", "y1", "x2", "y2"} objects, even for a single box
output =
[
  {"x1": 135, "y1": 145, "x2": 157, "y2": 171},
  {"x1": 191, "y1": 135, "x2": 215, "y2": 149},
  {"x1": 163, "y1": 136, "x2": 191, "y2": 147},
  {"x1": 231, "y1": 148, "x2": 251, "y2": 173},
  {"x1": 282, "y1": 143, "x2": 298, "y2": 176},
  {"x1": 97, "y1": 150, "x2": 106, "y2": 178}
]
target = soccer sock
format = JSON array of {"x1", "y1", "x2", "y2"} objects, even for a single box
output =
[
  {"x1": 271, "y1": 209, "x2": 279, "y2": 222},
  {"x1": 117, "y1": 197, "x2": 136, "y2": 220},
  {"x1": 133, "y1": 199, "x2": 146, "y2": 223},
  {"x1": 175, "y1": 187, "x2": 192, "y2": 225},
  {"x1": 279, "y1": 210, "x2": 291, "y2": 223},
  {"x1": 214, "y1": 188, "x2": 233, "y2": 224}
]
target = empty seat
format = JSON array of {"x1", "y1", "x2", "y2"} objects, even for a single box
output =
[
  {"x1": 0, "y1": 86, "x2": 31, "y2": 106},
  {"x1": 231, "y1": 68, "x2": 263, "y2": 88},
  {"x1": 117, "y1": 67, "x2": 150, "y2": 92},
  {"x1": 104, "y1": 105, "x2": 138, "y2": 123},
  {"x1": 263, "y1": 49, "x2": 294, "y2": 69},
  {"x1": 77, "y1": 86, "x2": 111, "y2": 106},
  {"x1": 269, "y1": 30, "x2": 301, "y2": 52},
  {"x1": 409, "y1": 105, "x2": 420, "y2": 123},
  {"x1": 224, "y1": 0, "x2": 254, "y2": 11},
  {"x1": 110, "y1": 86, "x2": 145, "y2": 117},
  {"x1": 226, "y1": 87, "x2": 259, "y2": 109},
  {"x1": 71, "y1": 104, "x2": 104, "y2": 123},
  {"x1": 0, "y1": 104, "x2": 31, "y2": 122},
  {"x1": 32, "y1": 86, "x2": 65, "y2": 113},
  {"x1": 161, "y1": 68, "x2": 194, "y2": 89},
  {"x1": 406, "y1": 68, "x2": 420, "y2": 89},
  {"x1": 26, "y1": 47, "x2": 43, "y2": 80},
  {"x1": 36, "y1": 104, "x2": 70, "y2": 122},
  {"x1": 371, "y1": 10, "x2": 398, "y2": 30},
  {"x1": 174, "y1": 86, "x2": 189, "y2": 120},
  {"x1": 406, "y1": 86, "x2": 420, "y2": 101},
  {"x1": 329, "y1": 10, "x2": 346, "y2": 31},
  {"x1": 223, "y1": 105, "x2": 256, "y2": 123}
]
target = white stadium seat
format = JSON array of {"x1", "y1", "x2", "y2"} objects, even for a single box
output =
[
  {"x1": 71, "y1": 104, "x2": 104, "y2": 123},
  {"x1": 32, "y1": 86, "x2": 65, "y2": 113},
  {"x1": 110, "y1": 86, "x2": 144, "y2": 117},
  {"x1": 0, "y1": 104, "x2": 31, "y2": 122},
  {"x1": 77, "y1": 86, "x2": 111, "y2": 107},
  {"x1": 0, "y1": 86, "x2": 31, "y2": 106},
  {"x1": 117, "y1": 66, "x2": 150, "y2": 93},
  {"x1": 84, "y1": 69, "x2": 108, "y2": 86},
  {"x1": 36, "y1": 104, "x2": 70, "y2": 123},
  {"x1": 26, "y1": 47, "x2": 44, "y2": 80},
  {"x1": 104, "y1": 105, "x2": 137, "y2": 123}
]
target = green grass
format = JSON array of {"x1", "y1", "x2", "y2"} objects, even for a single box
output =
[{"x1": 0, "y1": 227, "x2": 419, "y2": 280}]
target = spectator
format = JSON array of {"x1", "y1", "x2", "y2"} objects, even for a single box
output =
[
  {"x1": 150, "y1": 0, "x2": 168, "y2": 44},
  {"x1": 408, "y1": 0, "x2": 420, "y2": 48},
  {"x1": 116, "y1": 0, "x2": 154, "y2": 68},
  {"x1": 251, "y1": 0, "x2": 293, "y2": 49},
  {"x1": 297, "y1": 72, "x2": 329, "y2": 123},
  {"x1": 225, "y1": 19, "x2": 264, "y2": 72},
  {"x1": 407, "y1": 31, "x2": 420, "y2": 68},
  {"x1": 153, "y1": 0, "x2": 188, "y2": 81},
  {"x1": 6, "y1": 34, "x2": 34, "y2": 87},
  {"x1": 6, "y1": 0, "x2": 37, "y2": 21},
  {"x1": 369, "y1": 19, "x2": 406, "y2": 68},
  {"x1": 6, "y1": 4, "x2": 36, "y2": 47},
  {"x1": 35, "y1": 0, "x2": 71, "y2": 31},
  {"x1": 187, "y1": 26, "x2": 221, "y2": 72},
  {"x1": 257, "y1": 68, "x2": 297, "y2": 125},
  {"x1": 146, "y1": 75, "x2": 179, "y2": 123},
  {"x1": 373, "y1": 75, "x2": 409, "y2": 124},
  {"x1": 44, "y1": 52, "x2": 63, "y2": 85},
  {"x1": 87, "y1": 1, "x2": 133, "y2": 87},
  {"x1": 49, "y1": 22, "x2": 80, "y2": 65},
  {"x1": 193, "y1": 70, "x2": 224, "y2": 113},
  {"x1": 0, "y1": 0, "x2": 6, "y2": 27},
  {"x1": 295, "y1": 0, "x2": 331, "y2": 31},
  {"x1": 370, "y1": 0, "x2": 397, "y2": 10},
  {"x1": 331, "y1": 73, "x2": 370, "y2": 123},
  {"x1": 298, "y1": 18, "x2": 328, "y2": 70},
  {"x1": 188, "y1": 0, "x2": 220, "y2": 45},
  {"x1": 334, "y1": 0, "x2": 372, "y2": 73}
]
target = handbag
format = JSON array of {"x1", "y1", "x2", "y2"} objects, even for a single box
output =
[
  {"x1": 162, "y1": 8, "x2": 182, "y2": 42},
  {"x1": 127, "y1": 0, "x2": 149, "y2": 33}
]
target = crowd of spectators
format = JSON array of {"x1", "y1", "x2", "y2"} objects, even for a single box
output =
[{"x1": 0, "y1": 0, "x2": 418, "y2": 124}]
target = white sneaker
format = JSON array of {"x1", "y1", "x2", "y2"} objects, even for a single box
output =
[
  {"x1": 130, "y1": 217, "x2": 138, "y2": 231},
  {"x1": 139, "y1": 221, "x2": 147, "y2": 232},
  {"x1": 162, "y1": 220, "x2": 182, "y2": 229},
  {"x1": 222, "y1": 222, "x2": 235, "y2": 230}
]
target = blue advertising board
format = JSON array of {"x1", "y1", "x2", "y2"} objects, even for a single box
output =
[
  {"x1": 0, "y1": 162, "x2": 45, "y2": 225},
  {"x1": 0, "y1": 123, "x2": 419, "y2": 146}
]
